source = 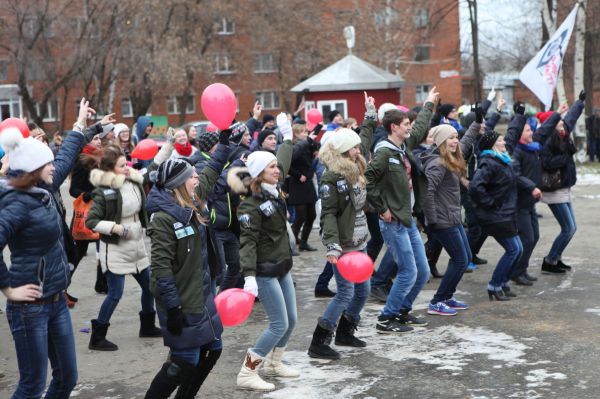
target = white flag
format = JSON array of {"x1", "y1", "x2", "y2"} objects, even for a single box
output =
[{"x1": 519, "y1": 4, "x2": 579, "y2": 111}]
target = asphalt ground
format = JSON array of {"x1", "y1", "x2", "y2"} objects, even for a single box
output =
[{"x1": 2, "y1": 179, "x2": 600, "y2": 398}]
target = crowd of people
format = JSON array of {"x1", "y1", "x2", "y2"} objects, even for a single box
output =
[{"x1": 0, "y1": 83, "x2": 589, "y2": 397}]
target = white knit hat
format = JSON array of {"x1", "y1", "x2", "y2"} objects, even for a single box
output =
[
  {"x1": 430, "y1": 124, "x2": 458, "y2": 148},
  {"x1": 378, "y1": 103, "x2": 397, "y2": 121},
  {"x1": 327, "y1": 128, "x2": 361, "y2": 154},
  {"x1": 114, "y1": 123, "x2": 129, "y2": 136},
  {"x1": 0, "y1": 128, "x2": 54, "y2": 172},
  {"x1": 246, "y1": 151, "x2": 277, "y2": 178}
]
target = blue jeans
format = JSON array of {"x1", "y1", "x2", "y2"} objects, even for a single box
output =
[
  {"x1": 430, "y1": 225, "x2": 471, "y2": 304},
  {"x1": 379, "y1": 219, "x2": 429, "y2": 316},
  {"x1": 490, "y1": 235, "x2": 523, "y2": 289},
  {"x1": 547, "y1": 202, "x2": 577, "y2": 262},
  {"x1": 253, "y1": 272, "x2": 297, "y2": 357},
  {"x1": 371, "y1": 249, "x2": 396, "y2": 287},
  {"x1": 321, "y1": 254, "x2": 371, "y2": 329},
  {"x1": 512, "y1": 206, "x2": 540, "y2": 278},
  {"x1": 98, "y1": 268, "x2": 155, "y2": 324},
  {"x1": 213, "y1": 229, "x2": 242, "y2": 291},
  {"x1": 171, "y1": 340, "x2": 223, "y2": 365},
  {"x1": 6, "y1": 296, "x2": 78, "y2": 399}
]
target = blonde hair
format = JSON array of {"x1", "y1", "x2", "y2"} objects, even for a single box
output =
[
  {"x1": 172, "y1": 185, "x2": 208, "y2": 225},
  {"x1": 438, "y1": 141, "x2": 466, "y2": 176},
  {"x1": 292, "y1": 124, "x2": 306, "y2": 143}
]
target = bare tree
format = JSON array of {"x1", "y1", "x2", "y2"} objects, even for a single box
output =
[{"x1": 466, "y1": 0, "x2": 481, "y2": 100}]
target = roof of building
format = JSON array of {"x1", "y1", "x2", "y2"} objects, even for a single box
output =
[{"x1": 291, "y1": 54, "x2": 404, "y2": 92}]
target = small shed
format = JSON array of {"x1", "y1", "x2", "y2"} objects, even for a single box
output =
[{"x1": 291, "y1": 54, "x2": 404, "y2": 123}]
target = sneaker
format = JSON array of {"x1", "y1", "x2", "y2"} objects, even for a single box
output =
[
  {"x1": 472, "y1": 255, "x2": 488, "y2": 265},
  {"x1": 396, "y1": 312, "x2": 428, "y2": 327},
  {"x1": 444, "y1": 298, "x2": 469, "y2": 310},
  {"x1": 557, "y1": 260, "x2": 572, "y2": 270},
  {"x1": 465, "y1": 262, "x2": 477, "y2": 273},
  {"x1": 315, "y1": 288, "x2": 336, "y2": 298},
  {"x1": 370, "y1": 285, "x2": 388, "y2": 303},
  {"x1": 427, "y1": 302, "x2": 458, "y2": 316},
  {"x1": 376, "y1": 315, "x2": 414, "y2": 334},
  {"x1": 541, "y1": 259, "x2": 566, "y2": 274}
]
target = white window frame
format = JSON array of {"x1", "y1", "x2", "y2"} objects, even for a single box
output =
[
  {"x1": 414, "y1": 8, "x2": 429, "y2": 29},
  {"x1": 254, "y1": 53, "x2": 278, "y2": 73},
  {"x1": 416, "y1": 84, "x2": 431, "y2": 104},
  {"x1": 0, "y1": 97, "x2": 23, "y2": 119},
  {"x1": 121, "y1": 98, "x2": 133, "y2": 118},
  {"x1": 317, "y1": 100, "x2": 348, "y2": 122},
  {"x1": 166, "y1": 95, "x2": 195, "y2": 115},
  {"x1": 215, "y1": 54, "x2": 235, "y2": 75},
  {"x1": 35, "y1": 99, "x2": 59, "y2": 122},
  {"x1": 255, "y1": 91, "x2": 280, "y2": 110},
  {"x1": 235, "y1": 92, "x2": 240, "y2": 113},
  {"x1": 217, "y1": 18, "x2": 235, "y2": 35},
  {"x1": 305, "y1": 101, "x2": 315, "y2": 111}
]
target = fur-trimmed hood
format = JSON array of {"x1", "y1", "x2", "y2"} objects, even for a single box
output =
[
  {"x1": 319, "y1": 142, "x2": 366, "y2": 186},
  {"x1": 90, "y1": 167, "x2": 144, "y2": 188},
  {"x1": 226, "y1": 166, "x2": 252, "y2": 195}
]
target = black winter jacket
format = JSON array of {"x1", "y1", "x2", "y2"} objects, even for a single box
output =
[{"x1": 287, "y1": 137, "x2": 320, "y2": 205}]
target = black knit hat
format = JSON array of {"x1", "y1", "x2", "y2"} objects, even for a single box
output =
[
  {"x1": 438, "y1": 104, "x2": 456, "y2": 118},
  {"x1": 262, "y1": 114, "x2": 275, "y2": 125},
  {"x1": 479, "y1": 130, "x2": 500, "y2": 151},
  {"x1": 329, "y1": 110, "x2": 341, "y2": 121},
  {"x1": 257, "y1": 129, "x2": 276, "y2": 146},
  {"x1": 197, "y1": 131, "x2": 219, "y2": 152},
  {"x1": 155, "y1": 159, "x2": 194, "y2": 190}
]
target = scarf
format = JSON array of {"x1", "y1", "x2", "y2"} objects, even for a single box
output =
[
  {"x1": 517, "y1": 141, "x2": 541, "y2": 152},
  {"x1": 481, "y1": 149, "x2": 512, "y2": 164},
  {"x1": 261, "y1": 182, "x2": 279, "y2": 198},
  {"x1": 174, "y1": 142, "x2": 193, "y2": 157},
  {"x1": 82, "y1": 144, "x2": 99, "y2": 155}
]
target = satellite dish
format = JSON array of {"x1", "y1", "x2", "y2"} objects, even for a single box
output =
[{"x1": 343, "y1": 26, "x2": 355, "y2": 54}]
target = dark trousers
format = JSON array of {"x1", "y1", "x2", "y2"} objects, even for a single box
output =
[
  {"x1": 464, "y1": 195, "x2": 488, "y2": 258},
  {"x1": 366, "y1": 211, "x2": 384, "y2": 262},
  {"x1": 291, "y1": 202, "x2": 316, "y2": 242},
  {"x1": 511, "y1": 206, "x2": 540, "y2": 278},
  {"x1": 315, "y1": 262, "x2": 334, "y2": 291},
  {"x1": 214, "y1": 229, "x2": 243, "y2": 291}
]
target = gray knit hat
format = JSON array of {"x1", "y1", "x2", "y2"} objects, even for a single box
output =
[
  {"x1": 155, "y1": 159, "x2": 194, "y2": 190},
  {"x1": 99, "y1": 123, "x2": 115, "y2": 139}
]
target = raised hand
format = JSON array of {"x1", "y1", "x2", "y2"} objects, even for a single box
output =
[
  {"x1": 425, "y1": 86, "x2": 440, "y2": 105},
  {"x1": 253, "y1": 101, "x2": 262, "y2": 120},
  {"x1": 557, "y1": 103, "x2": 569, "y2": 115},
  {"x1": 77, "y1": 98, "x2": 96, "y2": 126},
  {"x1": 100, "y1": 113, "x2": 116, "y2": 126}
]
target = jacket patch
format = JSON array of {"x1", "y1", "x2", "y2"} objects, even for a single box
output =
[
  {"x1": 336, "y1": 180, "x2": 348, "y2": 193},
  {"x1": 239, "y1": 214, "x2": 252, "y2": 228},
  {"x1": 175, "y1": 226, "x2": 194, "y2": 239},
  {"x1": 173, "y1": 222, "x2": 184, "y2": 229},
  {"x1": 103, "y1": 188, "x2": 116, "y2": 195},
  {"x1": 388, "y1": 158, "x2": 400, "y2": 165},
  {"x1": 319, "y1": 184, "x2": 331, "y2": 199},
  {"x1": 259, "y1": 200, "x2": 276, "y2": 217}
]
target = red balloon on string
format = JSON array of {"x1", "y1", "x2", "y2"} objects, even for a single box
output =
[
  {"x1": 201, "y1": 83, "x2": 237, "y2": 130},
  {"x1": 214, "y1": 288, "x2": 255, "y2": 327},
  {"x1": 307, "y1": 109, "x2": 323, "y2": 125},
  {"x1": 206, "y1": 122, "x2": 218, "y2": 132},
  {"x1": 131, "y1": 139, "x2": 158, "y2": 160},
  {"x1": 0, "y1": 118, "x2": 30, "y2": 138},
  {"x1": 337, "y1": 252, "x2": 374, "y2": 283}
]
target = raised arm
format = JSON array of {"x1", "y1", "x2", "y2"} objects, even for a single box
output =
[{"x1": 406, "y1": 86, "x2": 439, "y2": 150}]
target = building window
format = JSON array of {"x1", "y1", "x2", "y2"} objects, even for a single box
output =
[
  {"x1": 0, "y1": 60, "x2": 8, "y2": 81},
  {"x1": 23, "y1": 16, "x2": 53, "y2": 39},
  {"x1": 122, "y1": 98, "x2": 133, "y2": 118},
  {"x1": 414, "y1": 45, "x2": 430, "y2": 63},
  {"x1": 254, "y1": 53, "x2": 278, "y2": 73},
  {"x1": 0, "y1": 96, "x2": 23, "y2": 120},
  {"x1": 166, "y1": 95, "x2": 195, "y2": 115},
  {"x1": 255, "y1": 91, "x2": 280, "y2": 110},
  {"x1": 217, "y1": 18, "x2": 235, "y2": 35},
  {"x1": 317, "y1": 100, "x2": 347, "y2": 122},
  {"x1": 235, "y1": 92, "x2": 240, "y2": 113},
  {"x1": 416, "y1": 84, "x2": 431, "y2": 104},
  {"x1": 414, "y1": 9, "x2": 429, "y2": 29},
  {"x1": 215, "y1": 54, "x2": 235, "y2": 74},
  {"x1": 35, "y1": 99, "x2": 59, "y2": 122}
]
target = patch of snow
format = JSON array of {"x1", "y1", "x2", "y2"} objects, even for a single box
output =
[{"x1": 525, "y1": 369, "x2": 566, "y2": 388}]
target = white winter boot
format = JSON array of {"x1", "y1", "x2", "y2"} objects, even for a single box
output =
[
  {"x1": 236, "y1": 350, "x2": 275, "y2": 391},
  {"x1": 263, "y1": 346, "x2": 300, "y2": 378}
]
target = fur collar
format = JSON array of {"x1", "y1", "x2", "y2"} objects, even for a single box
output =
[
  {"x1": 227, "y1": 166, "x2": 252, "y2": 195},
  {"x1": 319, "y1": 143, "x2": 366, "y2": 186},
  {"x1": 90, "y1": 168, "x2": 144, "y2": 188}
]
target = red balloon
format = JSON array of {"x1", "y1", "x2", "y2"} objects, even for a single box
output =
[
  {"x1": 131, "y1": 139, "x2": 158, "y2": 160},
  {"x1": 337, "y1": 252, "x2": 374, "y2": 283},
  {"x1": 206, "y1": 122, "x2": 218, "y2": 132},
  {"x1": 307, "y1": 109, "x2": 323, "y2": 125},
  {"x1": 201, "y1": 83, "x2": 237, "y2": 130},
  {"x1": 214, "y1": 288, "x2": 255, "y2": 327},
  {"x1": 0, "y1": 118, "x2": 30, "y2": 138}
]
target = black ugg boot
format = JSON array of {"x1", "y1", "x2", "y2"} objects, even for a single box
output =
[
  {"x1": 139, "y1": 311, "x2": 162, "y2": 338},
  {"x1": 94, "y1": 261, "x2": 108, "y2": 294},
  {"x1": 299, "y1": 240, "x2": 318, "y2": 251},
  {"x1": 308, "y1": 324, "x2": 340, "y2": 359},
  {"x1": 335, "y1": 314, "x2": 366, "y2": 347},
  {"x1": 174, "y1": 349, "x2": 222, "y2": 398},
  {"x1": 89, "y1": 319, "x2": 118, "y2": 351},
  {"x1": 145, "y1": 357, "x2": 196, "y2": 399}
]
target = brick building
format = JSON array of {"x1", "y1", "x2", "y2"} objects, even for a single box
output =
[{"x1": 0, "y1": 0, "x2": 462, "y2": 134}]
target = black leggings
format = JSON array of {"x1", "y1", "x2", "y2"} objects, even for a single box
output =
[{"x1": 291, "y1": 202, "x2": 316, "y2": 242}]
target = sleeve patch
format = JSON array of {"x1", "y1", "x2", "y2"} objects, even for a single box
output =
[
  {"x1": 239, "y1": 214, "x2": 252, "y2": 229},
  {"x1": 319, "y1": 184, "x2": 331, "y2": 199}
]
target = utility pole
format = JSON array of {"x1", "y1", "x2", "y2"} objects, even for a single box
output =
[{"x1": 467, "y1": 0, "x2": 481, "y2": 100}]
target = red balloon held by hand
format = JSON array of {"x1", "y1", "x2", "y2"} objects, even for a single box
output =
[
  {"x1": 337, "y1": 252, "x2": 374, "y2": 283},
  {"x1": 0, "y1": 118, "x2": 30, "y2": 138},
  {"x1": 201, "y1": 83, "x2": 237, "y2": 130},
  {"x1": 131, "y1": 139, "x2": 158, "y2": 160},
  {"x1": 214, "y1": 288, "x2": 255, "y2": 327},
  {"x1": 206, "y1": 122, "x2": 218, "y2": 132},
  {"x1": 307, "y1": 109, "x2": 323, "y2": 125}
]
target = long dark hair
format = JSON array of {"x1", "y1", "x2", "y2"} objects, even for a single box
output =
[
  {"x1": 99, "y1": 145, "x2": 126, "y2": 171},
  {"x1": 8, "y1": 166, "x2": 45, "y2": 190}
]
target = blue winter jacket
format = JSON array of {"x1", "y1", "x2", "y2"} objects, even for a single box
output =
[{"x1": 0, "y1": 131, "x2": 85, "y2": 297}]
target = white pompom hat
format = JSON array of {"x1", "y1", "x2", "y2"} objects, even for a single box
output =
[{"x1": 0, "y1": 128, "x2": 54, "y2": 172}]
